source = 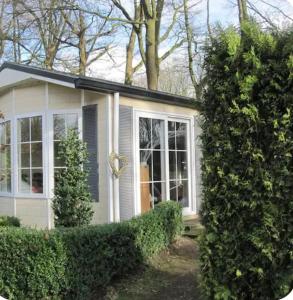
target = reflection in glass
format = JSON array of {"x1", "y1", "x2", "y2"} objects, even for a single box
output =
[
  {"x1": 139, "y1": 118, "x2": 151, "y2": 149},
  {"x1": 140, "y1": 150, "x2": 152, "y2": 182},
  {"x1": 32, "y1": 169, "x2": 43, "y2": 193},
  {"x1": 169, "y1": 181, "x2": 177, "y2": 201},
  {"x1": 0, "y1": 121, "x2": 11, "y2": 192},
  {"x1": 169, "y1": 151, "x2": 176, "y2": 180},
  {"x1": 168, "y1": 121, "x2": 176, "y2": 149},
  {"x1": 141, "y1": 182, "x2": 152, "y2": 212},
  {"x1": 153, "y1": 182, "x2": 165, "y2": 205},
  {"x1": 153, "y1": 151, "x2": 164, "y2": 181},
  {"x1": 19, "y1": 169, "x2": 30, "y2": 193},
  {"x1": 176, "y1": 123, "x2": 187, "y2": 150},
  {"x1": 18, "y1": 118, "x2": 30, "y2": 142},
  {"x1": 54, "y1": 141, "x2": 64, "y2": 167},
  {"x1": 67, "y1": 114, "x2": 78, "y2": 131},
  {"x1": 5, "y1": 123, "x2": 11, "y2": 144},
  {"x1": 20, "y1": 144, "x2": 30, "y2": 168},
  {"x1": 54, "y1": 114, "x2": 66, "y2": 140},
  {"x1": 31, "y1": 143, "x2": 42, "y2": 167},
  {"x1": 31, "y1": 116, "x2": 42, "y2": 141},
  {"x1": 178, "y1": 180, "x2": 189, "y2": 207},
  {"x1": 152, "y1": 119, "x2": 164, "y2": 149},
  {"x1": 177, "y1": 151, "x2": 188, "y2": 179}
]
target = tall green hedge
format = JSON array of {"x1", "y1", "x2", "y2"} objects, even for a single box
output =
[
  {"x1": 200, "y1": 23, "x2": 293, "y2": 300},
  {"x1": 0, "y1": 201, "x2": 182, "y2": 299}
]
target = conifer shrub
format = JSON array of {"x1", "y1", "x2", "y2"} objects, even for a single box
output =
[
  {"x1": 200, "y1": 23, "x2": 293, "y2": 300},
  {"x1": 52, "y1": 130, "x2": 93, "y2": 227}
]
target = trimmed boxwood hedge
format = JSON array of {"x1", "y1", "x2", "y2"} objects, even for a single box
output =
[
  {"x1": 0, "y1": 201, "x2": 182, "y2": 299},
  {"x1": 0, "y1": 216, "x2": 20, "y2": 227}
]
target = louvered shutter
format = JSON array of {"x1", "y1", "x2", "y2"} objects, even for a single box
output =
[{"x1": 83, "y1": 104, "x2": 99, "y2": 202}]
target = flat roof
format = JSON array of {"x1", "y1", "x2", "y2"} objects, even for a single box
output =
[{"x1": 0, "y1": 62, "x2": 201, "y2": 110}]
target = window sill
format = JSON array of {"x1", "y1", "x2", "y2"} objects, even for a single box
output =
[{"x1": 11, "y1": 194, "x2": 48, "y2": 199}]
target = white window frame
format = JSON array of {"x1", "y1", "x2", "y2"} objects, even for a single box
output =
[
  {"x1": 0, "y1": 118, "x2": 12, "y2": 197},
  {"x1": 48, "y1": 109, "x2": 82, "y2": 198},
  {"x1": 14, "y1": 112, "x2": 46, "y2": 198},
  {"x1": 133, "y1": 109, "x2": 196, "y2": 216}
]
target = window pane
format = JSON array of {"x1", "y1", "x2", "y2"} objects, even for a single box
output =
[
  {"x1": 31, "y1": 116, "x2": 42, "y2": 141},
  {"x1": 31, "y1": 143, "x2": 42, "y2": 167},
  {"x1": 152, "y1": 119, "x2": 164, "y2": 149},
  {"x1": 67, "y1": 114, "x2": 78, "y2": 132},
  {"x1": 54, "y1": 114, "x2": 66, "y2": 140},
  {"x1": 140, "y1": 150, "x2": 152, "y2": 182},
  {"x1": 0, "y1": 146, "x2": 10, "y2": 169},
  {"x1": 19, "y1": 169, "x2": 30, "y2": 193},
  {"x1": 139, "y1": 118, "x2": 151, "y2": 149},
  {"x1": 141, "y1": 182, "x2": 152, "y2": 212},
  {"x1": 32, "y1": 169, "x2": 43, "y2": 193},
  {"x1": 178, "y1": 180, "x2": 189, "y2": 207},
  {"x1": 20, "y1": 144, "x2": 30, "y2": 168},
  {"x1": 170, "y1": 181, "x2": 177, "y2": 201},
  {"x1": 0, "y1": 170, "x2": 11, "y2": 192},
  {"x1": 18, "y1": 118, "x2": 30, "y2": 142},
  {"x1": 5, "y1": 123, "x2": 10, "y2": 144},
  {"x1": 168, "y1": 121, "x2": 176, "y2": 150},
  {"x1": 54, "y1": 141, "x2": 64, "y2": 167},
  {"x1": 153, "y1": 182, "x2": 165, "y2": 205},
  {"x1": 153, "y1": 150, "x2": 164, "y2": 181},
  {"x1": 177, "y1": 152, "x2": 188, "y2": 179},
  {"x1": 169, "y1": 151, "x2": 176, "y2": 180},
  {"x1": 0, "y1": 125, "x2": 4, "y2": 144},
  {"x1": 176, "y1": 123, "x2": 187, "y2": 150}
]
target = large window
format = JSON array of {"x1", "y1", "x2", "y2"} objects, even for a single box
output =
[
  {"x1": 53, "y1": 113, "x2": 78, "y2": 185},
  {"x1": 139, "y1": 118, "x2": 166, "y2": 209},
  {"x1": 139, "y1": 117, "x2": 190, "y2": 210},
  {"x1": 18, "y1": 116, "x2": 43, "y2": 194},
  {"x1": 0, "y1": 121, "x2": 11, "y2": 193},
  {"x1": 168, "y1": 121, "x2": 189, "y2": 207}
]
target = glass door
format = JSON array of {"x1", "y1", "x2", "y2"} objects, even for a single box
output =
[
  {"x1": 168, "y1": 121, "x2": 190, "y2": 210},
  {"x1": 138, "y1": 115, "x2": 191, "y2": 214}
]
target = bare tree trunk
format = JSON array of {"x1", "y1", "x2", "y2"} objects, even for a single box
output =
[
  {"x1": 78, "y1": 12, "x2": 87, "y2": 76},
  {"x1": 184, "y1": 0, "x2": 201, "y2": 99},
  {"x1": 113, "y1": 0, "x2": 184, "y2": 90},
  {"x1": 207, "y1": 0, "x2": 211, "y2": 36},
  {"x1": 145, "y1": 17, "x2": 158, "y2": 90},
  {"x1": 125, "y1": 27, "x2": 136, "y2": 85},
  {"x1": 238, "y1": 0, "x2": 249, "y2": 24}
]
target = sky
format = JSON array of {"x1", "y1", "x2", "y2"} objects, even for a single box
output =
[{"x1": 89, "y1": 0, "x2": 293, "y2": 83}]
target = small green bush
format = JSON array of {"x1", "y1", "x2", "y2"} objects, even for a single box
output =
[
  {"x1": 200, "y1": 22, "x2": 293, "y2": 300},
  {"x1": 0, "y1": 201, "x2": 182, "y2": 299},
  {"x1": 0, "y1": 216, "x2": 20, "y2": 227},
  {"x1": 52, "y1": 130, "x2": 93, "y2": 227}
]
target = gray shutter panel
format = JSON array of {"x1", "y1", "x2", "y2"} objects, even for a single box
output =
[
  {"x1": 83, "y1": 104, "x2": 99, "y2": 202},
  {"x1": 119, "y1": 105, "x2": 134, "y2": 220}
]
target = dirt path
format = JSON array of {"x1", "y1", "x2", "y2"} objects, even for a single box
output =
[{"x1": 103, "y1": 237, "x2": 205, "y2": 300}]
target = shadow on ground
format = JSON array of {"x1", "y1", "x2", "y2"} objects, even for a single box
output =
[{"x1": 99, "y1": 237, "x2": 206, "y2": 300}]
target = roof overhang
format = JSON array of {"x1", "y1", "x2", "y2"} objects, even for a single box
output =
[{"x1": 0, "y1": 62, "x2": 201, "y2": 110}]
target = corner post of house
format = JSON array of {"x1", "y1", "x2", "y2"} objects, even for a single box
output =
[{"x1": 113, "y1": 92, "x2": 120, "y2": 222}]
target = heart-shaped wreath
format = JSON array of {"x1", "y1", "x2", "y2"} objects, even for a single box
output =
[{"x1": 109, "y1": 152, "x2": 128, "y2": 178}]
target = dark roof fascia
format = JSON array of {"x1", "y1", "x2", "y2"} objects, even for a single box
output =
[
  {"x1": 0, "y1": 62, "x2": 77, "y2": 84},
  {"x1": 75, "y1": 78, "x2": 201, "y2": 110},
  {"x1": 0, "y1": 62, "x2": 201, "y2": 110}
]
